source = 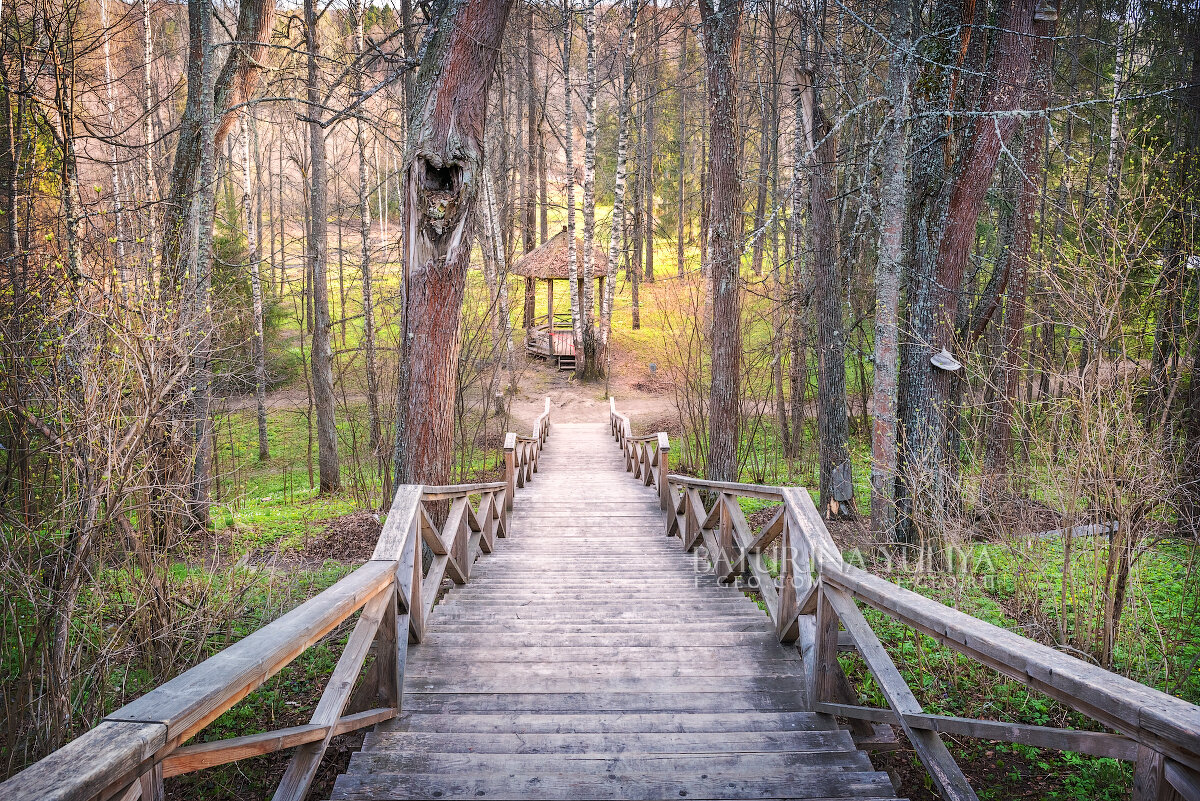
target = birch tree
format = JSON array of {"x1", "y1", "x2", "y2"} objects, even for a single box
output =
[
  {"x1": 602, "y1": 0, "x2": 640, "y2": 348},
  {"x1": 352, "y1": 0, "x2": 383, "y2": 466},
  {"x1": 561, "y1": 0, "x2": 582, "y2": 361},
  {"x1": 243, "y1": 115, "x2": 269, "y2": 462},
  {"x1": 578, "y1": 0, "x2": 599, "y2": 377}
]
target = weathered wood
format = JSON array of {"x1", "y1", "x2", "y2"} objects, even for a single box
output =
[
  {"x1": 349, "y1": 749, "x2": 874, "y2": 774},
  {"x1": 1166, "y1": 759, "x2": 1200, "y2": 801},
  {"x1": 371, "y1": 484, "x2": 424, "y2": 561},
  {"x1": 385, "y1": 709, "x2": 841, "y2": 734},
  {"x1": 823, "y1": 584, "x2": 978, "y2": 801},
  {"x1": 671, "y1": 474, "x2": 785, "y2": 500},
  {"x1": 420, "y1": 481, "x2": 506, "y2": 500},
  {"x1": 366, "y1": 729, "x2": 854, "y2": 754},
  {"x1": 1135, "y1": 744, "x2": 1169, "y2": 801},
  {"x1": 814, "y1": 702, "x2": 1140, "y2": 761},
  {"x1": 330, "y1": 769, "x2": 901, "y2": 800},
  {"x1": 273, "y1": 582, "x2": 393, "y2": 801},
  {"x1": 0, "y1": 721, "x2": 166, "y2": 801},
  {"x1": 161, "y1": 707, "x2": 394, "y2": 778},
  {"x1": 107, "y1": 560, "x2": 395, "y2": 743}
]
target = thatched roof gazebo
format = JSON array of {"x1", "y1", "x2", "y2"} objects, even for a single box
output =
[{"x1": 512, "y1": 228, "x2": 608, "y2": 371}]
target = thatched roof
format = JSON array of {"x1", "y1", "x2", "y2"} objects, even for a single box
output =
[{"x1": 510, "y1": 228, "x2": 610, "y2": 279}]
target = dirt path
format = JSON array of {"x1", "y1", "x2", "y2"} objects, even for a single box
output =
[
  {"x1": 507, "y1": 355, "x2": 677, "y2": 429},
  {"x1": 221, "y1": 353, "x2": 677, "y2": 431}
]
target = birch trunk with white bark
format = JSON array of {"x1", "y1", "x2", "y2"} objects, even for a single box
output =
[{"x1": 602, "y1": 0, "x2": 640, "y2": 349}]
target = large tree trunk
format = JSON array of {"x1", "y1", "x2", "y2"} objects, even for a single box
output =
[
  {"x1": 539, "y1": 110, "x2": 549, "y2": 243},
  {"x1": 750, "y1": 21, "x2": 772, "y2": 279},
  {"x1": 898, "y1": 0, "x2": 1037, "y2": 542},
  {"x1": 393, "y1": 0, "x2": 514, "y2": 487},
  {"x1": 798, "y1": 62, "x2": 852, "y2": 517},
  {"x1": 578, "y1": 0, "x2": 600, "y2": 378},
  {"x1": 161, "y1": 0, "x2": 276, "y2": 282},
  {"x1": 870, "y1": 0, "x2": 911, "y2": 539},
  {"x1": 700, "y1": 0, "x2": 743, "y2": 482},
  {"x1": 982, "y1": 2, "x2": 1059, "y2": 494},
  {"x1": 1176, "y1": 18, "x2": 1200, "y2": 540},
  {"x1": 306, "y1": 0, "x2": 340, "y2": 493},
  {"x1": 603, "y1": 0, "x2": 640, "y2": 350},
  {"x1": 188, "y1": 0, "x2": 220, "y2": 529}
]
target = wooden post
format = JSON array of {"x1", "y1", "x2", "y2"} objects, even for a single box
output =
[
  {"x1": 138, "y1": 763, "x2": 164, "y2": 801},
  {"x1": 810, "y1": 584, "x2": 841, "y2": 707},
  {"x1": 503, "y1": 433, "x2": 516, "y2": 510},
  {"x1": 1133, "y1": 745, "x2": 1169, "y2": 801},
  {"x1": 657, "y1": 433, "x2": 670, "y2": 513}
]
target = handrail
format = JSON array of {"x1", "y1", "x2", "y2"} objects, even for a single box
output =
[
  {"x1": 504, "y1": 397, "x2": 552, "y2": 509},
  {"x1": 609, "y1": 397, "x2": 671, "y2": 513},
  {"x1": 607, "y1": 396, "x2": 1200, "y2": 801},
  {"x1": 1, "y1": 405, "x2": 556, "y2": 801}
]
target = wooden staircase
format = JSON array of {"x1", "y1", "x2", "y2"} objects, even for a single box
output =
[{"x1": 329, "y1": 424, "x2": 902, "y2": 800}]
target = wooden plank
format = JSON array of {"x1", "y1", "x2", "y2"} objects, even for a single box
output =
[
  {"x1": 365, "y1": 729, "x2": 855, "y2": 754},
  {"x1": 329, "y1": 770, "x2": 900, "y2": 800},
  {"x1": 420, "y1": 481, "x2": 505, "y2": 501},
  {"x1": 414, "y1": 630, "x2": 781, "y2": 647},
  {"x1": 347, "y1": 749, "x2": 873, "y2": 775},
  {"x1": 386, "y1": 709, "x2": 839, "y2": 734},
  {"x1": 1166, "y1": 759, "x2": 1200, "y2": 801},
  {"x1": 401, "y1": 645, "x2": 799, "y2": 663},
  {"x1": 823, "y1": 585, "x2": 978, "y2": 801},
  {"x1": 161, "y1": 707, "x2": 394, "y2": 778},
  {"x1": 402, "y1": 660, "x2": 804, "y2": 680},
  {"x1": 371, "y1": 484, "x2": 424, "y2": 561},
  {"x1": 814, "y1": 702, "x2": 1140, "y2": 761},
  {"x1": 0, "y1": 721, "x2": 166, "y2": 801},
  {"x1": 671, "y1": 475, "x2": 785, "y2": 500},
  {"x1": 1135, "y1": 744, "x2": 1168, "y2": 801},
  {"x1": 405, "y1": 673, "x2": 809, "y2": 695},
  {"x1": 398, "y1": 690, "x2": 809, "y2": 714}
]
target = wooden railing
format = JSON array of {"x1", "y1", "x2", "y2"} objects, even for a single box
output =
[
  {"x1": 609, "y1": 397, "x2": 1200, "y2": 801},
  {"x1": 1, "y1": 405, "x2": 553, "y2": 801},
  {"x1": 504, "y1": 396, "x2": 551, "y2": 509}
]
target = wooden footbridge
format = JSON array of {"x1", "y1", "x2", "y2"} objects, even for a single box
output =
[{"x1": 6, "y1": 399, "x2": 1200, "y2": 801}]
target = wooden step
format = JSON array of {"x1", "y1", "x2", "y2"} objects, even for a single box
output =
[
  {"x1": 363, "y1": 729, "x2": 856, "y2": 753},
  {"x1": 330, "y1": 769, "x2": 902, "y2": 800}
]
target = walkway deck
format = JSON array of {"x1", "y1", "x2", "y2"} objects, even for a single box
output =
[{"x1": 329, "y1": 423, "x2": 902, "y2": 800}]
